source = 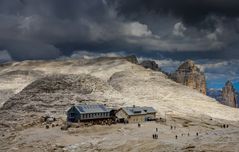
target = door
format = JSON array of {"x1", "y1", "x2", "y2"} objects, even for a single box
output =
[{"x1": 68, "y1": 113, "x2": 76, "y2": 122}]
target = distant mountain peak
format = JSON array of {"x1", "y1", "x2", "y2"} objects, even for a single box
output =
[
  {"x1": 222, "y1": 80, "x2": 237, "y2": 108},
  {"x1": 225, "y1": 80, "x2": 233, "y2": 87},
  {"x1": 170, "y1": 59, "x2": 206, "y2": 94}
]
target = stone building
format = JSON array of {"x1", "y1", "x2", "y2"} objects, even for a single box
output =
[
  {"x1": 67, "y1": 104, "x2": 112, "y2": 122},
  {"x1": 116, "y1": 105, "x2": 157, "y2": 123}
]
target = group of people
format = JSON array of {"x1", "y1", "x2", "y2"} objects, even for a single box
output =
[
  {"x1": 152, "y1": 128, "x2": 159, "y2": 139},
  {"x1": 170, "y1": 125, "x2": 176, "y2": 130},
  {"x1": 175, "y1": 132, "x2": 198, "y2": 139},
  {"x1": 149, "y1": 120, "x2": 231, "y2": 141},
  {"x1": 152, "y1": 134, "x2": 158, "y2": 139},
  {"x1": 221, "y1": 124, "x2": 229, "y2": 128}
]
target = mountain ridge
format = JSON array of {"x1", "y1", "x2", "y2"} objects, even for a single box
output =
[
  {"x1": 1, "y1": 57, "x2": 239, "y2": 151},
  {"x1": 0, "y1": 57, "x2": 239, "y2": 126}
]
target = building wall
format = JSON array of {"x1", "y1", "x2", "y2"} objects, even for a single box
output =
[
  {"x1": 116, "y1": 109, "x2": 128, "y2": 119},
  {"x1": 67, "y1": 106, "x2": 80, "y2": 122},
  {"x1": 128, "y1": 115, "x2": 145, "y2": 123},
  {"x1": 116, "y1": 109, "x2": 157, "y2": 123},
  {"x1": 67, "y1": 106, "x2": 111, "y2": 122},
  {"x1": 80, "y1": 112, "x2": 110, "y2": 120},
  {"x1": 145, "y1": 113, "x2": 156, "y2": 120},
  {"x1": 116, "y1": 109, "x2": 146, "y2": 123}
]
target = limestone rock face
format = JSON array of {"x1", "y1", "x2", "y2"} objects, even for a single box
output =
[
  {"x1": 1, "y1": 74, "x2": 119, "y2": 112},
  {"x1": 124, "y1": 55, "x2": 138, "y2": 64},
  {"x1": 222, "y1": 81, "x2": 237, "y2": 108},
  {"x1": 140, "y1": 60, "x2": 161, "y2": 71},
  {"x1": 170, "y1": 60, "x2": 206, "y2": 94}
]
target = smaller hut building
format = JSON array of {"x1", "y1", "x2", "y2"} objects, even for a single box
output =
[{"x1": 116, "y1": 105, "x2": 157, "y2": 123}]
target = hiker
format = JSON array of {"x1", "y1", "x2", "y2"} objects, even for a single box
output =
[
  {"x1": 196, "y1": 132, "x2": 199, "y2": 136},
  {"x1": 138, "y1": 123, "x2": 141, "y2": 127},
  {"x1": 156, "y1": 128, "x2": 158, "y2": 132},
  {"x1": 171, "y1": 126, "x2": 173, "y2": 130},
  {"x1": 226, "y1": 124, "x2": 229, "y2": 128},
  {"x1": 175, "y1": 135, "x2": 178, "y2": 139}
]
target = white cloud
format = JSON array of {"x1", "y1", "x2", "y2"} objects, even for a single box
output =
[
  {"x1": 206, "y1": 26, "x2": 223, "y2": 41},
  {"x1": 173, "y1": 22, "x2": 186, "y2": 37},
  {"x1": 123, "y1": 22, "x2": 153, "y2": 37},
  {"x1": 59, "y1": 50, "x2": 125, "y2": 60}
]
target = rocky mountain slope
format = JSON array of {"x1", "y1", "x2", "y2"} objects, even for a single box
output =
[
  {"x1": 0, "y1": 69, "x2": 43, "y2": 106},
  {"x1": 1, "y1": 57, "x2": 239, "y2": 151},
  {"x1": 2, "y1": 74, "x2": 122, "y2": 113},
  {"x1": 0, "y1": 57, "x2": 238, "y2": 123},
  {"x1": 170, "y1": 60, "x2": 207, "y2": 94}
]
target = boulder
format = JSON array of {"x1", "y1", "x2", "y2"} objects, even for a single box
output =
[
  {"x1": 40, "y1": 114, "x2": 56, "y2": 124},
  {"x1": 46, "y1": 117, "x2": 55, "y2": 124},
  {"x1": 140, "y1": 60, "x2": 161, "y2": 71}
]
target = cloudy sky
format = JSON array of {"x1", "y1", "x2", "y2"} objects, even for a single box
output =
[{"x1": 0, "y1": 0, "x2": 239, "y2": 90}]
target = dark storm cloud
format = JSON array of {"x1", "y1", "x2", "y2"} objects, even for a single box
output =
[
  {"x1": 0, "y1": 39, "x2": 61, "y2": 60},
  {"x1": 112, "y1": 0, "x2": 239, "y2": 25},
  {"x1": 0, "y1": 0, "x2": 239, "y2": 90},
  {"x1": 0, "y1": 0, "x2": 239, "y2": 61},
  {"x1": 0, "y1": 0, "x2": 117, "y2": 60}
]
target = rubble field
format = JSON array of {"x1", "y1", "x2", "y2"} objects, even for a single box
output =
[{"x1": 1, "y1": 116, "x2": 239, "y2": 152}]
